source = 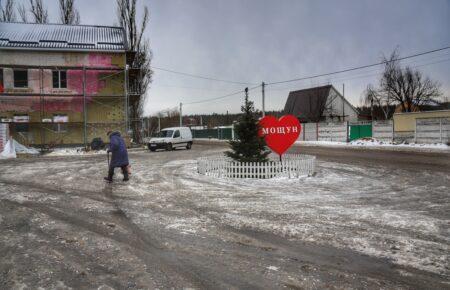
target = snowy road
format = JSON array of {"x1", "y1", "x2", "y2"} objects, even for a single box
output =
[{"x1": 0, "y1": 144, "x2": 449, "y2": 289}]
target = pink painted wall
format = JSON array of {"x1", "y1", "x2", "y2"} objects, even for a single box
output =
[{"x1": 1, "y1": 52, "x2": 125, "y2": 114}]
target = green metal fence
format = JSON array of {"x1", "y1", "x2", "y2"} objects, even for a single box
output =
[{"x1": 192, "y1": 127, "x2": 234, "y2": 140}]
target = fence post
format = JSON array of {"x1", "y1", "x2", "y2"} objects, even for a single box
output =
[
  {"x1": 414, "y1": 119, "x2": 417, "y2": 143},
  {"x1": 346, "y1": 121, "x2": 349, "y2": 143},
  {"x1": 371, "y1": 121, "x2": 374, "y2": 140},
  {"x1": 302, "y1": 123, "x2": 305, "y2": 141},
  {"x1": 231, "y1": 124, "x2": 235, "y2": 140},
  {"x1": 316, "y1": 122, "x2": 319, "y2": 141}
]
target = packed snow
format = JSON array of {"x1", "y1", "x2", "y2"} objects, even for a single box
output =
[
  {"x1": 126, "y1": 156, "x2": 449, "y2": 277},
  {"x1": 296, "y1": 138, "x2": 449, "y2": 151},
  {"x1": 0, "y1": 148, "x2": 448, "y2": 279}
]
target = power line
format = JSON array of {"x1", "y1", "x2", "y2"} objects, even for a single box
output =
[
  {"x1": 152, "y1": 66, "x2": 258, "y2": 85},
  {"x1": 266, "y1": 46, "x2": 450, "y2": 86},
  {"x1": 181, "y1": 56, "x2": 450, "y2": 105},
  {"x1": 265, "y1": 57, "x2": 450, "y2": 92},
  {"x1": 184, "y1": 84, "x2": 261, "y2": 105}
]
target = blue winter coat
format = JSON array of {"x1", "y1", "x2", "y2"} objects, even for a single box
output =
[{"x1": 108, "y1": 132, "x2": 129, "y2": 168}]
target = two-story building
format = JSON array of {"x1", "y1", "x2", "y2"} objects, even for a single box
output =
[{"x1": 0, "y1": 22, "x2": 138, "y2": 147}]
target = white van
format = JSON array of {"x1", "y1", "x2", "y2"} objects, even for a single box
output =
[{"x1": 147, "y1": 127, "x2": 193, "y2": 151}]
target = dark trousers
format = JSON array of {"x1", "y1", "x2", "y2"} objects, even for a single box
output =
[{"x1": 108, "y1": 165, "x2": 129, "y2": 181}]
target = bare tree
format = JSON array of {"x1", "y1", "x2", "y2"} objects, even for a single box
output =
[
  {"x1": 0, "y1": 0, "x2": 16, "y2": 22},
  {"x1": 361, "y1": 84, "x2": 393, "y2": 120},
  {"x1": 17, "y1": 2, "x2": 27, "y2": 22},
  {"x1": 29, "y1": 0, "x2": 48, "y2": 23},
  {"x1": 364, "y1": 49, "x2": 442, "y2": 114},
  {"x1": 117, "y1": 0, "x2": 153, "y2": 141},
  {"x1": 59, "y1": 0, "x2": 80, "y2": 25},
  {"x1": 117, "y1": 0, "x2": 153, "y2": 96}
]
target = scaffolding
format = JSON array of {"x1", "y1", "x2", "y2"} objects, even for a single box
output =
[{"x1": 0, "y1": 63, "x2": 140, "y2": 148}]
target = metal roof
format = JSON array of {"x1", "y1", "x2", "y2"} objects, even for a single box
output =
[
  {"x1": 284, "y1": 85, "x2": 332, "y2": 122},
  {"x1": 0, "y1": 22, "x2": 126, "y2": 52}
]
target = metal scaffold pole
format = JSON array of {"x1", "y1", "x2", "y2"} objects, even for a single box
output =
[
  {"x1": 83, "y1": 67, "x2": 87, "y2": 149},
  {"x1": 124, "y1": 66, "x2": 129, "y2": 135},
  {"x1": 40, "y1": 68, "x2": 44, "y2": 148}
]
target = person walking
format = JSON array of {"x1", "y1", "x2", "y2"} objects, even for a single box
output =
[{"x1": 104, "y1": 131, "x2": 129, "y2": 183}]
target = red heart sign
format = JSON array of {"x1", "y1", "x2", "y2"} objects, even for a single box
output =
[{"x1": 258, "y1": 115, "x2": 301, "y2": 155}]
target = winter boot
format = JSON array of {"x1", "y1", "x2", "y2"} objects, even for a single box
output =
[
  {"x1": 122, "y1": 165, "x2": 129, "y2": 182},
  {"x1": 105, "y1": 167, "x2": 114, "y2": 182}
]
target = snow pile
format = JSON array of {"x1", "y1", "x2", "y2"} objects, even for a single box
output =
[
  {"x1": 46, "y1": 147, "x2": 107, "y2": 156},
  {"x1": 349, "y1": 138, "x2": 449, "y2": 149},
  {"x1": 0, "y1": 139, "x2": 16, "y2": 158},
  {"x1": 296, "y1": 138, "x2": 449, "y2": 151},
  {"x1": 0, "y1": 139, "x2": 40, "y2": 159},
  {"x1": 13, "y1": 140, "x2": 40, "y2": 155}
]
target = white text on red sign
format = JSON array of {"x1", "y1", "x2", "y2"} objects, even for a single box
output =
[{"x1": 261, "y1": 126, "x2": 299, "y2": 135}]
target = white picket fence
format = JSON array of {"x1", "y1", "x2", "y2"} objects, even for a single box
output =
[{"x1": 197, "y1": 154, "x2": 315, "y2": 179}]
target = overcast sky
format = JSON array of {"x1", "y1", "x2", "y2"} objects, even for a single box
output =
[{"x1": 23, "y1": 0, "x2": 450, "y2": 116}]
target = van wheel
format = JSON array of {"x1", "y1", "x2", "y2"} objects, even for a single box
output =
[
  {"x1": 150, "y1": 148, "x2": 156, "y2": 152},
  {"x1": 186, "y1": 142, "x2": 192, "y2": 150},
  {"x1": 166, "y1": 143, "x2": 173, "y2": 151}
]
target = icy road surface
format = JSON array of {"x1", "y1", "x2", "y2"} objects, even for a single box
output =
[{"x1": 0, "y1": 144, "x2": 449, "y2": 289}]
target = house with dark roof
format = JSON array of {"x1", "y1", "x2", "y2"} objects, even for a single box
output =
[
  {"x1": 0, "y1": 22, "x2": 141, "y2": 147},
  {"x1": 284, "y1": 85, "x2": 358, "y2": 123}
]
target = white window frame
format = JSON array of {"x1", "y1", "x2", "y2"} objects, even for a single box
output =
[
  {"x1": 53, "y1": 114, "x2": 68, "y2": 133},
  {"x1": 52, "y1": 70, "x2": 67, "y2": 89}
]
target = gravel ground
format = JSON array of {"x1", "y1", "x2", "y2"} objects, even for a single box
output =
[{"x1": 0, "y1": 144, "x2": 449, "y2": 289}]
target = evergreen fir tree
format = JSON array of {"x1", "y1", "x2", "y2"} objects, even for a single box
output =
[{"x1": 225, "y1": 88, "x2": 270, "y2": 162}]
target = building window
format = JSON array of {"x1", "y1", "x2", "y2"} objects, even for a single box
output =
[
  {"x1": 54, "y1": 123, "x2": 68, "y2": 133},
  {"x1": 14, "y1": 70, "x2": 28, "y2": 88},
  {"x1": 14, "y1": 115, "x2": 29, "y2": 132},
  {"x1": 52, "y1": 70, "x2": 67, "y2": 88},
  {"x1": 13, "y1": 115, "x2": 29, "y2": 123},
  {"x1": 53, "y1": 114, "x2": 68, "y2": 133}
]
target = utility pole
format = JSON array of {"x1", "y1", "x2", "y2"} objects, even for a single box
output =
[
  {"x1": 370, "y1": 97, "x2": 374, "y2": 121},
  {"x1": 262, "y1": 82, "x2": 266, "y2": 117},
  {"x1": 342, "y1": 83, "x2": 345, "y2": 121},
  {"x1": 157, "y1": 114, "x2": 161, "y2": 132},
  {"x1": 179, "y1": 102, "x2": 183, "y2": 127}
]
